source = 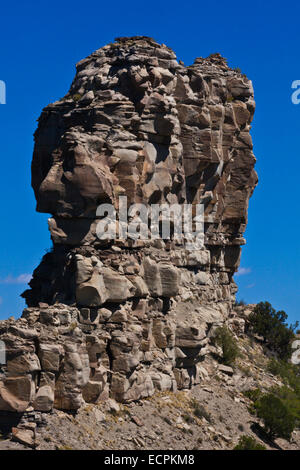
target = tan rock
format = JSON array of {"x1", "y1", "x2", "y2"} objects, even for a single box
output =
[
  {"x1": 12, "y1": 427, "x2": 35, "y2": 448},
  {"x1": 102, "y1": 268, "x2": 135, "y2": 302},
  {"x1": 0, "y1": 376, "x2": 34, "y2": 412},
  {"x1": 33, "y1": 385, "x2": 54, "y2": 411}
]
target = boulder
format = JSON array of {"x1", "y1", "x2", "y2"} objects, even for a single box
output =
[
  {"x1": 102, "y1": 268, "x2": 135, "y2": 302},
  {"x1": 11, "y1": 428, "x2": 35, "y2": 448},
  {"x1": 218, "y1": 364, "x2": 234, "y2": 376},
  {"x1": 76, "y1": 271, "x2": 108, "y2": 306},
  {"x1": 33, "y1": 385, "x2": 54, "y2": 411},
  {"x1": 0, "y1": 376, "x2": 35, "y2": 412}
]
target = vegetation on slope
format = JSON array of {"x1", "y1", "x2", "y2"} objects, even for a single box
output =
[{"x1": 243, "y1": 302, "x2": 300, "y2": 442}]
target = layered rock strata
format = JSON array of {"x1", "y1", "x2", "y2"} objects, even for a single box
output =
[{"x1": 0, "y1": 37, "x2": 257, "y2": 411}]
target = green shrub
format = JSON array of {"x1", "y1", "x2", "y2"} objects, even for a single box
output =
[
  {"x1": 268, "y1": 359, "x2": 300, "y2": 394},
  {"x1": 256, "y1": 393, "x2": 296, "y2": 440},
  {"x1": 243, "y1": 388, "x2": 263, "y2": 415},
  {"x1": 244, "y1": 385, "x2": 299, "y2": 437},
  {"x1": 267, "y1": 359, "x2": 300, "y2": 425},
  {"x1": 190, "y1": 399, "x2": 212, "y2": 422},
  {"x1": 243, "y1": 388, "x2": 262, "y2": 402},
  {"x1": 214, "y1": 326, "x2": 240, "y2": 366},
  {"x1": 182, "y1": 413, "x2": 195, "y2": 424},
  {"x1": 248, "y1": 302, "x2": 297, "y2": 360},
  {"x1": 72, "y1": 93, "x2": 82, "y2": 102},
  {"x1": 234, "y1": 435, "x2": 266, "y2": 450},
  {"x1": 270, "y1": 385, "x2": 300, "y2": 425}
]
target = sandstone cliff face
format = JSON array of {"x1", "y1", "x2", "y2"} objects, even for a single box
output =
[{"x1": 0, "y1": 37, "x2": 257, "y2": 411}]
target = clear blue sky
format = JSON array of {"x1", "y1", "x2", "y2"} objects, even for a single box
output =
[{"x1": 0, "y1": 0, "x2": 299, "y2": 323}]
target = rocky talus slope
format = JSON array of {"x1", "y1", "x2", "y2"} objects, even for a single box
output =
[
  {"x1": 0, "y1": 305, "x2": 299, "y2": 450},
  {"x1": 0, "y1": 37, "x2": 259, "y2": 443}
]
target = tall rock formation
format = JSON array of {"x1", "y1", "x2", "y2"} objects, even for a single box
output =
[{"x1": 0, "y1": 37, "x2": 257, "y2": 411}]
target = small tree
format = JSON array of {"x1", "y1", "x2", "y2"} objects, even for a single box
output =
[
  {"x1": 234, "y1": 435, "x2": 266, "y2": 450},
  {"x1": 248, "y1": 302, "x2": 297, "y2": 360},
  {"x1": 268, "y1": 359, "x2": 300, "y2": 395},
  {"x1": 214, "y1": 326, "x2": 240, "y2": 366},
  {"x1": 256, "y1": 393, "x2": 296, "y2": 440}
]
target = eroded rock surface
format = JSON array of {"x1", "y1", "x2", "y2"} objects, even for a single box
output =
[{"x1": 0, "y1": 37, "x2": 257, "y2": 411}]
